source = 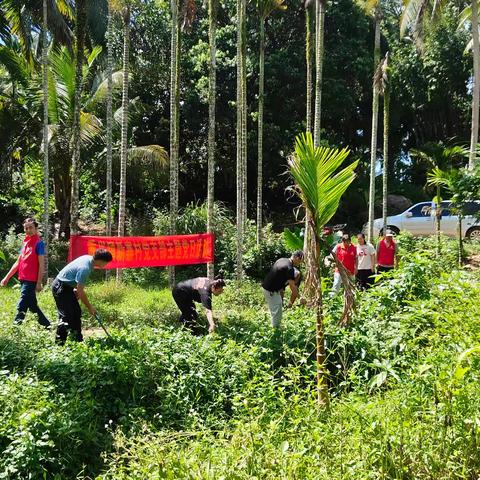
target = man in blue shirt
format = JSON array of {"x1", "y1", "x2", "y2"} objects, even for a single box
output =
[{"x1": 52, "y1": 249, "x2": 113, "y2": 344}]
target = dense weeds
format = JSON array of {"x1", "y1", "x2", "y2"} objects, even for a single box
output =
[{"x1": 0, "y1": 236, "x2": 479, "y2": 478}]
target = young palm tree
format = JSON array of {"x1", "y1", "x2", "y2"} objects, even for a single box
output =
[
  {"x1": 288, "y1": 132, "x2": 357, "y2": 406},
  {"x1": 42, "y1": 0, "x2": 49, "y2": 281},
  {"x1": 207, "y1": 0, "x2": 217, "y2": 278},
  {"x1": 411, "y1": 143, "x2": 466, "y2": 254},
  {"x1": 256, "y1": 0, "x2": 286, "y2": 245},
  {"x1": 70, "y1": 0, "x2": 87, "y2": 236}
]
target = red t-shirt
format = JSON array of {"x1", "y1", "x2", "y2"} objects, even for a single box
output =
[
  {"x1": 334, "y1": 243, "x2": 357, "y2": 275},
  {"x1": 377, "y1": 238, "x2": 396, "y2": 267}
]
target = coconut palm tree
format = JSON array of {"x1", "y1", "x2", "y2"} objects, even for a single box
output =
[
  {"x1": 207, "y1": 0, "x2": 217, "y2": 278},
  {"x1": 0, "y1": 0, "x2": 73, "y2": 66},
  {"x1": 255, "y1": 0, "x2": 286, "y2": 245},
  {"x1": 35, "y1": 46, "x2": 103, "y2": 238},
  {"x1": 288, "y1": 132, "x2": 357, "y2": 406}
]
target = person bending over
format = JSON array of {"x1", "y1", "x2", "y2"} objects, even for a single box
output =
[
  {"x1": 0, "y1": 218, "x2": 50, "y2": 328},
  {"x1": 52, "y1": 249, "x2": 113, "y2": 345},
  {"x1": 172, "y1": 276, "x2": 225, "y2": 334},
  {"x1": 262, "y1": 250, "x2": 304, "y2": 328}
]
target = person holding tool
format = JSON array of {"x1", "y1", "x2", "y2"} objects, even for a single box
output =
[
  {"x1": 262, "y1": 250, "x2": 304, "y2": 328},
  {"x1": 52, "y1": 249, "x2": 113, "y2": 345},
  {"x1": 172, "y1": 276, "x2": 226, "y2": 334},
  {"x1": 0, "y1": 218, "x2": 50, "y2": 328}
]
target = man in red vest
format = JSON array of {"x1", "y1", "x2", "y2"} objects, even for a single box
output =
[
  {"x1": 331, "y1": 234, "x2": 357, "y2": 294},
  {"x1": 0, "y1": 218, "x2": 50, "y2": 328},
  {"x1": 376, "y1": 229, "x2": 398, "y2": 273}
]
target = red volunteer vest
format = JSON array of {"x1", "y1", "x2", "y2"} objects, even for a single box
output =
[
  {"x1": 335, "y1": 243, "x2": 357, "y2": 275},
  {"x1": 18, "y1": 234, "x2": 41, "y2": 282},
  {"x1": 377, "y1": 238, "x2": 396, "y2": 266}
]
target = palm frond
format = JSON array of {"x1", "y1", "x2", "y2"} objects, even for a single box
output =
[
  {"x1": 182, "y1": 0, "x2": 197, "y2": 30},
  {"x1": 0, "y1": 45, "x2": 28, "y2": 85},
  {"x1": 80, "y1": 111, "x2": 103, "y2": 145},
  {"x1": 128, "y1": 145, "x2": 169, "y2": 168},
  {"x1": 288, "y1": 132, "x2": 357, "y2": 233},
  {"x1": 87, "y1": 70, "x2": 125, "y2": 107},
  {"x1": 257, "y1": 0, "x2": 287, "y2": 19}
]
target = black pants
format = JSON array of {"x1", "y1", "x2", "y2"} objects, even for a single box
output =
[
  {"x1": 14, "y1": 281, "x2": 50, "y2": 327},
  {"x1": 356, "y1": 269, "x2": 374, "y2": 290},
  {"x1": 52, "y1": 279, "x2": 83, "y2": 344},
  {"x1": 172, "y1": 288, "x2": 200, "y2": 334},
  {"x1": 377, "y1": 265, "x2": 394, "y2": 274}
]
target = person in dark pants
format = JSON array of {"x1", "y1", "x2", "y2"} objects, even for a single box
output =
[
  {"x1": 52, "y1": 249, "x2": 112, "y2": 345},
  {"x1": 262, "y1": 250, "x2": 304, "y2": 328},
  {"x1": 376, "y1": 229, "x2": 398, "y2": 273},
  {"x1": 172, "y1": 276, "x2": 225, "y2": 334},
  {"x1": 355, "y1": 233, "x2": 376, "y2": 290},
  {"x1": 0, "y1": 218, "x2": 50, "y2": 328}
]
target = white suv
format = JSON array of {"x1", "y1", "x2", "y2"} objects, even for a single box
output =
[{"x1": 370, "y1": 201, "x2": 480, "y2": 240}]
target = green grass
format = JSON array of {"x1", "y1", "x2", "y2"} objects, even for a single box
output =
[{"x1": 0, "y1": 237, "x2": 479, "y2": 479}]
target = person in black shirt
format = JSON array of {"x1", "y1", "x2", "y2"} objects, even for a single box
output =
[
  {"x1": 172, "y1": 276, "x2": 226, "y2": 334},
  {"x1": 262, "y1": 250, "x2": 304, "y2": 327}
]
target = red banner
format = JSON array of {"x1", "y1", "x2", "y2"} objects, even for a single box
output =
[{"x1": 68, "y1": 234, "x2": 214, "y2": 269}]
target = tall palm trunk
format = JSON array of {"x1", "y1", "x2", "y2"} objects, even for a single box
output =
[
  {"x1": 106, "y1": 1, "x2": 114, "y2": 237},
  {"x1": 207, "y1": 0, "x2": 217, "y2": 279},
  {"x1": 434, "y1": 184, "x2": 441, "y2": 255},
  {"x1": 42, "y1": 0, "x2": 49, "y2": 281},
  {"x1": 305, "y1": 3, "x2": 314, "y2": 133},
  {"x1": 70, "y1": 0, "x2": 87, "y2": 236},
  {"x1": 367, "y1": 9, "x2": 381, "y2": 243},
  {"x1": 117, "y1": 6, "x2": 131, "y2": 282},
  {"x1": 313, "y1": 0, "x2": 325, "y2": 145},
  {"x1": 169, "y1": 0, "x2": 181, "y2": 286},
  {"x1": 469, "y1": 0, "x2": 480, "y2": 169},
  {"x1": 256, "y1": 19, "x2": 265, "y2": 245},
  {"x1": 312, "y1": 237, "x2": 329, "y2": 407},
  {"x1": 236, "y1": 0, "x2": 246, "y2": 281},
  {"x1": 304, "y1": 0, "x2": 325, "y2": 300},
  {"x1": 382, "y1": 87, "x2": 389, "y2": 232},
  {"x1": 457, "y1": 214, "x2": 463, "y2": 266}
]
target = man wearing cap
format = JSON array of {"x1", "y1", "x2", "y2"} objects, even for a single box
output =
[
  {"x1": 376, "y1": 230, "x2": 398, "y2": 273},
  {"x1": 262, "y1": 250, "x2": 304, "y2": 328},
  {"x1": 331, "y1": 234, "x2": 357, "y2": 294}
]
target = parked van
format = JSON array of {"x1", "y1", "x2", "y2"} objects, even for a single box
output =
[{"x1": 369, "y1": 201, "x2": 480, "y2": 240}]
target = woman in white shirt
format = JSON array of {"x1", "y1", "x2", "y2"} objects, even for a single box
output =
[{"x1": 355, "y1": 233, "x2": 376, "y2": 290}]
